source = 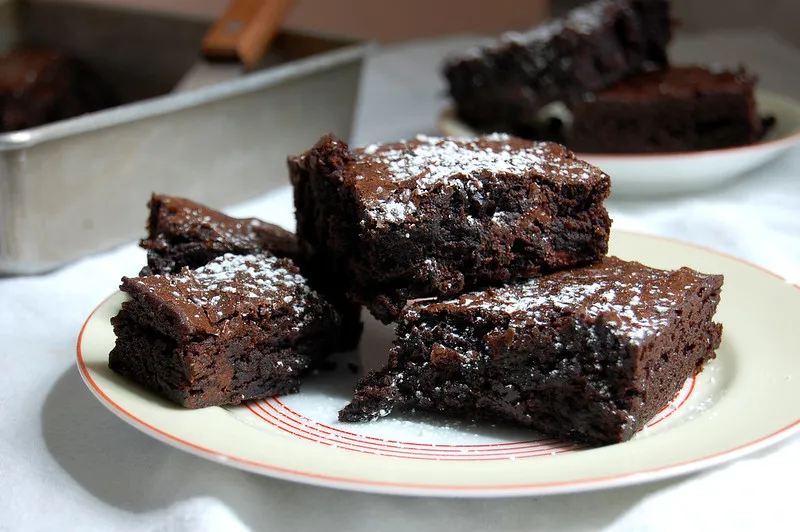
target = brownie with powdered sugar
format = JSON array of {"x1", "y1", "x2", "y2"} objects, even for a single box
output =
[
  {"x1": 289, "y1": 133, "x2": 612, "y2": 324},
  {"x1": 139, "y1": 194, "x2": 362, "y2": 350},
  {"x1": 339, "y1": 256, "x2": 724, "y2": 445},
  {"x1": 109, "y1": 253, "x2": 342, "y2": 408},
  {"x1": 443, "y1": 0, "x2": 672, "y2": 135}
]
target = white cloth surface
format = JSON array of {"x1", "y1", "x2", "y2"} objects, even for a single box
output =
[{"x1": 2, "y1": 33, "x2": 800, "y2": 532}]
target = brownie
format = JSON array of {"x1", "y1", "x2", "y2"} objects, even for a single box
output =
[
  {"x1": 289, "y1": 133, "x2": 612, "y2": 324},
  {"x1": 339, "y1": 256, "x2": 724, "y2": 446},
  {"x1": 443, "y1": 0, "x2": 672, "y2": 134},
  {"x1": 109, "y1": 253, "x2": 342, "y2": 408},
  {"x1": 139, "y1": 194, "x2": 301, "y2": 275},
  {"x1": 139, "y1": 194, "x2": 362, "y2": 350},
  {"x1": 568, "y1": 65, "x2": 768, "y2": 153},
  {"x1": 0, "y1": 48, "x2": 115, "y2": 133}
]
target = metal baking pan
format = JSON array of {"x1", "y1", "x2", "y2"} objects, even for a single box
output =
[{"x1": 0, "y1": 0, "x2": 373, "y2": 274}]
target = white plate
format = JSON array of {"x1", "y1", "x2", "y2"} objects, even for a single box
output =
[
  {"x1": 438, "y1": 89, "x2": 800, "y2": 198},
  {"x1": 76, "y1": 231, "x2": 800, "y2": 497}
]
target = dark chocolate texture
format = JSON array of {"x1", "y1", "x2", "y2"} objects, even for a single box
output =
[
  {"x1": 139, "y1": 194, "x2": 362, "y2": 350},
  {"x1": 568, "y1": 65, "x2": 768, "y2": 153},
  {"x1": 443, "y1": 0, "x2": 672, "y2": 134},
  {"x1": 290, "y1": 133, "x2": 612, "y2": 324},
  {"x1": 109, "y1": 253, "x2": 342, "y2": 408},
  {"x1": 140, "y1": 194, "x2": 301, "y2": 275},
  {"x1": 339, "y1": 256, "x2": 724, "y2": 446}
]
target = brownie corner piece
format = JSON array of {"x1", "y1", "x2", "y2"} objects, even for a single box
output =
[
  {"x1": 109, "y1": 253, "x2": 342, "y2": 408},
  {"x1": 340, "y1": 257, "x2": 724, "y2": 445},
  {"x1": 290, "y1": 133, "x2": 612, "y2": 323}
]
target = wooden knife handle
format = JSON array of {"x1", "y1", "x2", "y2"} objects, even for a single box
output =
[{"x1": 201, "y1": 0, "x2": 295, "y2": 70}]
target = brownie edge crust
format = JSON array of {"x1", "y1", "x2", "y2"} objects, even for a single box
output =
[{"x1": 339, "y1": 257, "x2": 724, "y2": 446}]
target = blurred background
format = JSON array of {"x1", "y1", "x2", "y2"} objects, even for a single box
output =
[
  {"x1": 90, "y1": 0, "x2": 800, "y2": 45},
  {"x1": 89, "y1": 0, "x2": 800, "y2": 101},
  {"x1": 1, "y1": 0, "x2": 798, "y2": 272}
]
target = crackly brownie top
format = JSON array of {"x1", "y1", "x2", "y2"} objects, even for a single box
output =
[
  {"x1": 334, "y1": 133, "x2": 608, "y2": 226},
  {"x1": 584, "y1": 66, "x2": 756, "y2": 102},
  {"x1": 141, "y1": 194, "x2": 299, "y2": 270},
  {"x1": 449, "y1": 0, "x2": 626, "y2": 63},
  {"x1": 122, "y1": 253, "x2": 317, "y2": 337},
  {"x1": 406, "y1": 256, "x2": 722, "y2": 345}
]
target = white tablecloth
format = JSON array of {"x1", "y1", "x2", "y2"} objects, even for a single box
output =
[{"x1": 2, "y1": 33, "x2": 799, "y2": 532}]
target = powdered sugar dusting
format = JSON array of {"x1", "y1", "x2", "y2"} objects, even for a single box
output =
[
  {"x1": 453, "y1": 0, "x2": 616, "y2": 61},
  {"x1": 411, "y1": 258, "x2": 708, "y2": 346},
  {"x1": 134, "y1": 253, "x2": 316, "y2": 328},
  {"x1": 172, "y1": 207, "x2": 273, "y2": 251},
  {"x1": 356, "y1": 134, "x2": 603, "y2": 226},
  {"x1": 381, "y1": 197, "x2": 417, "y2": 224},
  {"x1": 365, "y1": 134, "x2": 555, "y2": 187},
  {"x1": 564, "y1": 0, "x2": 616, "y2": 33},
  {"x1": 184, "y1": 254, "x2": 306, "y2": 303},
  {"x1": 505, "y1": 0, "x2": 613, "y2": 44}
]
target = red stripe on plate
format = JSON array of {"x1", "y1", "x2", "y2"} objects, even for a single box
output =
[{"x1": 254, "y1": 399, "x2": 582, "y2": 458}]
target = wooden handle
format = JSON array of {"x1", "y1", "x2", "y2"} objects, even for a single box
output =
[{"x1": 201, "y1": 0, "x2": 294, "y2": 70}]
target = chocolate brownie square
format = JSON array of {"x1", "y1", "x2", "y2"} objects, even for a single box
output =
[
  {"x1": 109, "y1": 253, "x2": 342, "y2": 408},
  {"x1": 139, "y1": 194, "x2": 362, "y2": 350},
  {"x1": 289, "y1": 133, "x2": 612, "y2": 324},
  {"x1": 340, "y1": 256, "x2": 724, "y2": 446},
  {"x1": 568, "y1": 66, "x2": 768, "y2": 153},
  {"x1": 443, "y1": 0, "x2": 672, "y2": 134},
  {"x1": 0, "y1": 48, "x2": 115, "y2": 132}
]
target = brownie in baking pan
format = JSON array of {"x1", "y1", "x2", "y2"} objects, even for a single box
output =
[
  {"x1": 568, "y1": 65, "x2": 769, "y2": 153},
  {"x1": 289, "y1": 133, "x2": 612, "y2": 323},
  {"x1": 0, "y1": 48, "x2": 115, "y2": 132},
  {"x1": 340, "y1": 256, "x2": 724, "y2": 446},
  {"x1": 443, "y1": 0, "x2": 672, "y2": 134},
  {"x1": 109, "y1": 253, "x2": 343, "y2": 408},
  {"x1": 139, "y1": 194, "x2": 362, "y2": 351}
]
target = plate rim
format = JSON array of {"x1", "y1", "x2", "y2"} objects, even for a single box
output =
[
  {"x1": 76, "y1": 231, "x2": 800, "y2": 498},
  {"x1": 437, "y1": 89, "x2": 800, "y2": 161}
]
